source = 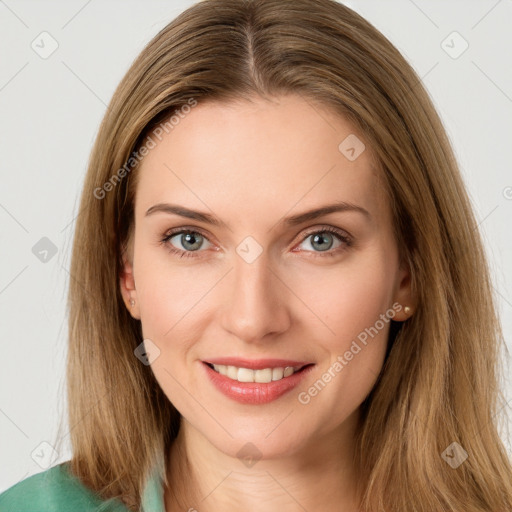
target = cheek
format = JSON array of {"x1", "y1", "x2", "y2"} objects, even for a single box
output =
[
  {"x1": 289, "y1": 253, "x2": 397, "y2": 343},
  {"x1": 134, "y1": 246, "x2": 215, "y2": 340},
  {"x1": 133, "y1": 250, "x2": 214, "y2": 408},
  {"x1": 292, "y1": 257, "x2": 397, "y2": 419},
  {"x1": 289, "y1": 254, "x2": 396, "y2": 402}
]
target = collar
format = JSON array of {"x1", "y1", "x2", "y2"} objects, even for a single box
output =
[{"x1": 140, "y1": 453, "x2": 166, "y2": 512}]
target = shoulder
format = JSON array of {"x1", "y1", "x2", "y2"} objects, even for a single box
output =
[{"x1": 0, "y1": 462, "x2": 129, "y2": 512}]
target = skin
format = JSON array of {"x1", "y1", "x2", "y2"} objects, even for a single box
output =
[{"x1": 120, "y1": 94, "x2": 414, "y2": 512}]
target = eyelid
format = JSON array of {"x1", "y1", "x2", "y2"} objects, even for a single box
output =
[
  {"x1": 299, "y1": 225, "x2": 353, "y2": 243},
  {"x1": 162, "y1": 225, "x2": 216, "y2": 245}
]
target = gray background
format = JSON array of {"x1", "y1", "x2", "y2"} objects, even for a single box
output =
[{"x1": 1, "y1": 0, "x2": 511, "y2": 491}]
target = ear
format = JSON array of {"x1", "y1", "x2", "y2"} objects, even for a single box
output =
[
  {"x1": 119, "y1": 243, "x2": 141, "y2": 320},
  {"x1": 392, "y1": 261, "x2": 416, "y2": 322}
]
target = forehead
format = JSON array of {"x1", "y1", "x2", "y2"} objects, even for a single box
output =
[{"x1": 134, "y1": 94, "x2": 387, "y2": 229}]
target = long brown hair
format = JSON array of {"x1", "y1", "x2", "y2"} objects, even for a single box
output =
[{"x1": 63, "y1": 0, "x2": 512, "y2": 510}]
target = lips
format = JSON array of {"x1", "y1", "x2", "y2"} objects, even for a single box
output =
[{"x1": 201, "y1": 358, "x2": 315, "y2": 404}]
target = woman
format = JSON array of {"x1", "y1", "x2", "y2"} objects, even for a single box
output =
[{"x1": 1, "y1": 0, "x2": 511, "y2": 510}]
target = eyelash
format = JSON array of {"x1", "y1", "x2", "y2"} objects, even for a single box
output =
[{"x1": 159, "y1": 226, "x2": 353, "y2": 259}]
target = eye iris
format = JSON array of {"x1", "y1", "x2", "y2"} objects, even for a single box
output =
[
  {"x1": 181, "y1": 232, "x2": 203, "y2": 251},
  {"x1": 311, "y1": 232, "x2": 334, "y2": 252}
]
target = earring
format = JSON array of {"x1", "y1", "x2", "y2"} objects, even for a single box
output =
[
  {"x1": 130, "y1": 299, "x2": 135, "y2": 307},
  {"x1": 404, "y1": 306, "x2": 412, "y2": 315}
]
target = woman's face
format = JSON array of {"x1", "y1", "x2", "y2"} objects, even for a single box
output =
[{"x1": 121, "y1": 94, "x2": 413, "y2": 460}]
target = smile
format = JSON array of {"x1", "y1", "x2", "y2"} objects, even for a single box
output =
[
  {"x1": 206, "y1": 363, "x2": 305, "y2": 383},
  {"x1": 202, "y1": 360, "x2": 315, "y2": 404}
]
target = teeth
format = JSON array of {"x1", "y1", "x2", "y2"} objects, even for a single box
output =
[{"x1": 211, "y1": 364, "x2": 301, "y2": 383}]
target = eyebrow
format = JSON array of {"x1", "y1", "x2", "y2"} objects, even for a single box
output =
[{"x1": 145, "y1": 201, "x2": 371, "y2": 229}]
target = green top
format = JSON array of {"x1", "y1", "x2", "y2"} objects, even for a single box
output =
[{"x1": 0, "y1": 458, "x2": 165, "y2": 512}]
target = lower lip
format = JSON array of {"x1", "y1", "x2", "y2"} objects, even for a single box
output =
[{"x1": 202, "y1": 362, "x2": 315, "y2": 404}]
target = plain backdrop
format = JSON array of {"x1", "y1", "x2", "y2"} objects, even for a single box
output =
[{"x1": 1, "y1": 0, "x2": 511, "y2": 492}]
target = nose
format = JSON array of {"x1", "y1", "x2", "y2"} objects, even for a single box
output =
[{"x1": 220, "y1": 250, "x2": 291, "y2": 344}]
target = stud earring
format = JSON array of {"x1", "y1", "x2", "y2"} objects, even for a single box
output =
[
  {"x1": 404, "y1": 306, "x2": 412, "y2": 315},
  {"x1": 130, "y1": 299, "x2": 135, "y2": 307}
]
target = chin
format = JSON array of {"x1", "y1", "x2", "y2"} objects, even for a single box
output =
[{"x1": 207, "y1": 425, "x2": 308, "y2": 463}]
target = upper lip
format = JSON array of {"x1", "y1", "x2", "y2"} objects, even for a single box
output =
[{"x1": 203, "y1": 357, "x2": 313, "y2": 370}]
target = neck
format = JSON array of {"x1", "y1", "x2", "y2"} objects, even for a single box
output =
[{"x1": 164, "y1": 410, "x2": 362, "y2": 512}]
